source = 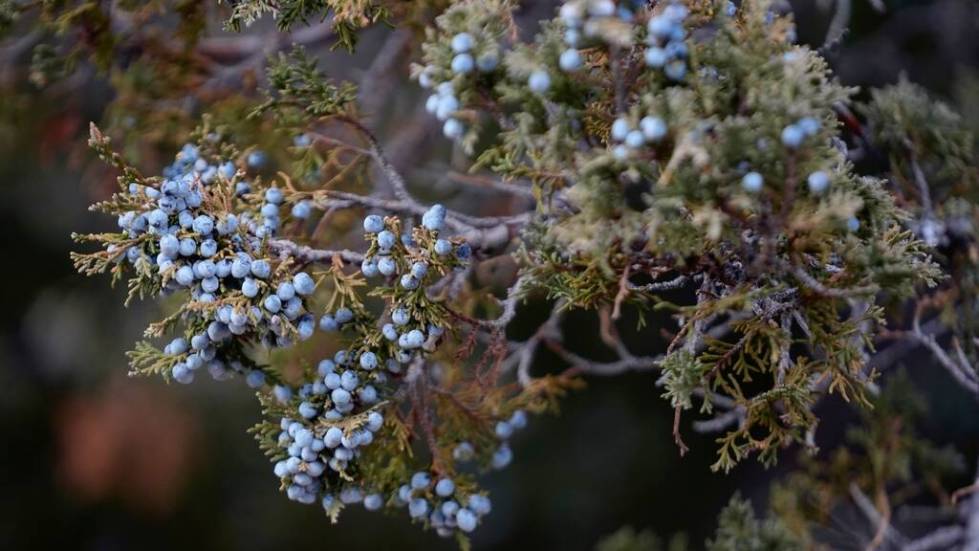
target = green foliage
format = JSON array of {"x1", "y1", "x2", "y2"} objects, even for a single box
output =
[
  {"x1": 413, "y1": 0, "x2": 943, "y2": 470},
  {"x1": 706, "y1": 494, "x2": 801, "y2": 551},
  {"x1": 253, "y1": 47, "x2": 359, "y2": 124},
  {"x1": 221, "y1": 0, "x2": 424, "y2": 51},
  {"x1": 13, "y1": 0, "x2": 976, "y2": 543},
  {"x1": 0, "y1": 0, "x2": 15, "y2": 33}
]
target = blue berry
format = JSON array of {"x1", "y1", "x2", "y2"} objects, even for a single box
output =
[
  {"x1": 798, "y1": 117, "x2": 821, "y2": 135},
  {"x1": 468, "y1": 494, "x2": 491, "y2": 515},
  {"x1": 456, "y1": 508, "x2": 477, "y2": 532},
  {"x1": 299, "y1": 401, "x2": 318, "y2": 418},
  {"x1": 625, "y1": 130, "x2": 645, "y2": 149},
  {"x1": 510, "y1": 409, "x2": 528, "y2": 429},
  {"x1": 451, "y1": 53, "x2": 475, "y2": 74},
  {"x1": 273, "y1": 384, "x2": 292, "y2": 403},
  {"x1": 528, "y1": 70, "x2": 551, "y2": 94},
  {"x1": 742, "y1": 171, "x2": 763, "y2": 193},
  {"x1": 175, "y1": 266, "x2": 195, "y2": 286},
  {"x1": 251, "y1": 259, "x2": 271, "y2": 279},
  {"x1": 199, "y1": 239, "x2": 218, "y2": 257},
  {"x1": 564, "y1": 28, "x2": 581, "y2": 46},
  {"x1": 367, "y1": 411, "x2": 384, "y2": 432},
  {"x1": 172, "y1": 363, "x2": 194, "y2": 384},
  {"x1": 335, "y1": 307, "x2": 354, "y2": 324},
  {"x1": 410, "y1": 472, "x2": 430, "y2": 489},
  {"x1": 242, "y1": 278, "x2": 259, "y2": 298},
  {"x1": 293, "y1": 272, "x2": 315, "y2": 295},
  {"x1": 611, "y1": 118, "x2": 630, "y2": 142},
  {"x1": 377, "y1": 256, "x2": 397, "y2": 276},
  {"x1": 436, "y1": 95, "x2": 459, "y2": 121},
  {"x1": 640, "y1": 116, "x2": 668, "y2": 142},
  {"x1": 559, "y1": 48, "x2": 582, "y2": 72},
  {"x1": 331, "y1": 388, "x2": 352, "y2": 406},
  {"x1": 648, "y1": 16, "x2": 674, "y2": 40},
  {"x1": 781, "y1": 124, "x2": 805, "y2": 149},
  {"x1": 178, "y1": 237, "x2": 196, "y2": 257},
  {"x1": 192, "y1": 215, "x2": 214, "y2": 235},
  {"x1": 364, "y1": 494, "x2": 383, "y2": 511},
  {"x1": 363, "y1": 215, "x2": 384, "y2": 233},
  {"x1": 359, "y1": 352, "x2": 378, "y2": 370},
  {"x1": 318, "y1": 360, "x2": 336, "y2": 377},
  {"x1": 261, "y1": 203, "x2": 279, "y2": 218},
  {"x1": 340, "y1": 370, "x2": 359, "y2": 391},
  {"x1": 231, "y1": 256, "x2": 251, "y2": 278},
  {"x1": 434, "y1": 239, "x2": 453, "y2": 256},
  {"x1": 265, "y1": 187, "x2": 284, "y2": 205},
  {"x1": 492, "y1": 444, "x2": 512, "y2": 469},
  {"x1": 392, "y1": 308, "x2": 410, "y2": 326},
  {"x1": 443, "y1": 118, "x2": 464, "y2": 139},
  {"x1": 166, "y1": 337, "x2": 188, "y2": 356},
  {"x1": 409, "y1": 498, "x2": 429, "y2": 518},
  {"x1": 159, "y1": 234, "x2": 179, "y2": 259},
  {"x1": 451, "y1": 32, "x2": 474, "y2": 53},
  {"x1": 807, "y1": 171, "x2": 830, "y2": 194},
  {"x1": 361, "y1": 258, "x2": 379, "y2": 277},
  {"x1": 560, "y1": 3, "x2": 584, "y2": 26},
  {"x1": 291, "y1": 201, "x2": 311, "y2": 219},
  {"x1": 246, "y1": 370, "x2": 266, "y2": 388},
  {"x1": 319, "y1": 314, "x2": 338, "y2": 331},
  {"x1": 400, "y1": 329, "x2": 425, "y2": 349},
  {"x1": 422, "y1": 204, "x2": 447, "y2": 232},
  {"x1": 410, "y1": 261, "x2": 428, "y2": 279},
  {"x1": 589, "y1": 0, "x2": 615, "y2": 16},
  {"x1": 377, "y1": 230, "x2": 397, "y2": 251},
  {"x1": 646, "y1": 47, "x2": 668, "y2": 68},
  {"x1": 382, "y1": 323, "x2": 398, "y2": 341},
  {"x1": 400, "y1": 274, "x2": 419, "y2": 290},
  {"x1": 276, "y1": 282, "x2": 296, "y2": 301},
  {"x1": 435, "y1": 478, "x2": 455, "y2": 497},
  {"x1": 664, "y1": 60, "x2": 687, "y2": 81},
  {"x1": 264, "y1": 295, "x2": 282, "y2": 313},
  {"x1": 201, "y1": 276, "x2": 219, "y2": 293}
]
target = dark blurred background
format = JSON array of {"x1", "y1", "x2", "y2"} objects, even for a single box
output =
[{"x1": 1, "y1": 1, "x2": 977, "y2": 549}]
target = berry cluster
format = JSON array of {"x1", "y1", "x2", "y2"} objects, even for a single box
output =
[
  {"x1": 396, "y1": 472, "x2": 492, "y2": 536},
  {"x1": 557, "y1": 0, "x2": 642, "y2": 73},
  {"x1": 112, "y1": 143, "x2": 319, "y2": 385},
  {"x1": 420, "y1": 30, "x2": 500, "y2": 141},
  {"x1": 256, "y1": 205, "x2": 527, "y2": 537},
  {"x1": 642, "y1": 3, "x2": 690, "y2": 80},
  {"x1": 608, "y1": 114, "x2": 670, "y2": 160}
]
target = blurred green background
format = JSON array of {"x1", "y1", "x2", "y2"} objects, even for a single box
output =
[{"x1": 0, "y1": 1, "x2": 977, "y2": 549}]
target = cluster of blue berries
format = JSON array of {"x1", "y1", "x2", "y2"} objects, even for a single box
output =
[
  {"x1": 114, "y1": 143, "x2": 319, "y2": 384},
  {"x1": 779, "y1": 118, "x2": 832, "y2": 195},
  {"x1": 608, "y1": 113, "x2": 669, "y2": 160},
  {"x1": 260, "y1": 205, "x2": 513, "y2": 537},
  {"x1": 272, "y1": 403, "x2": 386, "y2": 506},
  {"x1": 420, "y1": 30, "x2": 499, "y2": 141},
  {"x1": 780, "y1": 117, "x2": 821, "y2": 150},
  {"x1": 557, "y1": 0, "x2": 643, "y2": 73},
  {"x1": 643, "y1": 3, "x2": 689, "y2": 80},
  {"x1": 396, "y1": 472, "x2": 492, "y2": 537}
]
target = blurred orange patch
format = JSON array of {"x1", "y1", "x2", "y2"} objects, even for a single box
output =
[{"x1": 55, "y1": 377, "x2": 198, "y2": 515}]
